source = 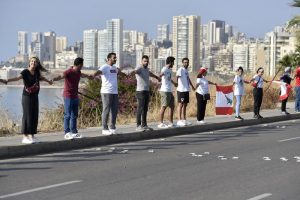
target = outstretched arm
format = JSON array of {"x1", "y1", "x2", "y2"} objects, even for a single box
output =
[
  {"x1": 92, "y1": 70, "x2": 102, "y2": 78},
  {"x1": 40, "y1": 76, "x2": 53, "y2": 85},
  {"x1": 7, "y1": 75, "x2": 22, "y2": 83},
  {"x1": 149, "y1": 71, "x2": 161, "y2": 81},
  {"x1": 208, "y1": 80, "x2": 217, "y2": 85},
  {"x1": 188, "y1": 77, "x2": 195, "y2": 91},
  {"x1": 52, "y1": 73, "x2": 65, "y2": 82},
  {"x1": 81, "y1": 73, "x2": 94, "y2": 80}
]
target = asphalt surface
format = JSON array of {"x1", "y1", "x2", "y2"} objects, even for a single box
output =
[{"x1": 0, "y1": 119, "x2": 300, "y2": 200}]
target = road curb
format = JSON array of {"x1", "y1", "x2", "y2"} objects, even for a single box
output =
[{"x1": 1, "y1": 114, "x2": 300, "y2": 159}]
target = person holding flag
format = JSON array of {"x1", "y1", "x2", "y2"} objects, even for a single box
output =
[
  {"x1": 279, "y1": 67, "x2": 292, "y2": 114},
  {"x1": 195, "y1": 67, "x2": 216, "y2": 124},
  {"x1": 250, "y1": 67, "x2": 269, "y2": 119},
  {"x1": 233, "y1": 67, "x2": 249, "y2": 120}
]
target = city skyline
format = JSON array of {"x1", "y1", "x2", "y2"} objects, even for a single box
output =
[{"x1": 0, "y1": 0, "x2": 297, "y2": 62}]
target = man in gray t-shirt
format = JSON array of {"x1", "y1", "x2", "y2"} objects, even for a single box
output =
[{"x1": 131, "y1": 55, "x2": 160, "y2": 131}]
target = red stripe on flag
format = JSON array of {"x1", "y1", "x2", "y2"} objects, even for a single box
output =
[
  {"x1": 216, "y1": 107, "x2": 233, "y2": 115},
  {"x1": 280, "y1": 84, "x2": 292, "y2": 101},
  {"x1": 216, "y1": 85, "x2": 233, "y2": 94}
]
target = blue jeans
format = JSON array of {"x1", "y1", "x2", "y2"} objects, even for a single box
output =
[
  {"x1": 295, "y1": 86, "x2": 300, "y2": 112},
  {"x1": 64, "y1": 98, "x2": 79, "y2": 134},
  {"x1": 235, "y1": 95, "x2": 242, "y2": 117}
]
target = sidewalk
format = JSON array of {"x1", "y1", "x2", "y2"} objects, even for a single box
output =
[{"x1": 0, "y1": 102, "x2": 299, "y2": 159}]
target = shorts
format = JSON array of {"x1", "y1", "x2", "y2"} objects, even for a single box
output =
[
  {"x1": 177, "y1": 91, "x2": 189, "y2": 103},
  {"x1": 160, "y1": 92, "x2": 175, "y2": 108}
]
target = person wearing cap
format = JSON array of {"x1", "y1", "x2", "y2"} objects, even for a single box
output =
[
  {"x1": 176, "y1": 58, "x2": 195, "y2": 127},
  {"x1": 233, "y1": 66, "x2": 249, "y2": 120},
  {"x1": 294, "y1": 65, "x2": 300, "y2": 113},
  {"x1": 195, "y1": 67, "x2": 216, "y2": 124},
  {"x1": 280, "y1": 67, "x2": 292, "y2": 114},
  {"x1": 250, "y1": 67, "x2": 269, "y2": 119}
]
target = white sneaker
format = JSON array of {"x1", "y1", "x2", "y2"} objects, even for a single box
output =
[
  {"x1": 64, "y1": 132, "x2": 74, "y2": 140},
  {"x1": 72, "y1": 133, "x2": 83, "y2": 139},
  {"x1": 109, "y1": 129, "x2": 117, "y2": 134},
  {"x1": 158, "y1": 123, "x2": 168, "y2": 129},
  {"x1": 197, "y1": 120, "x2": 206, "y2": 124},
  {"x1": 176, "y1": 120, "x2": 186, "y2": 127},
  {"x1": 184, "y1": 120, "x2": 192, "y2": 126},
  {"x1": 32, "y1": 137, "x2": 41, "y2": 143},
  {"x1": 167, "y1": 123, "x2": 176, "y2": 128},
  {"x1": 102, "y1": 129, "x2": 112, "y2": 135},
  {"x1": 22, "y1": 137, "x2": 33, "y2": 144}
]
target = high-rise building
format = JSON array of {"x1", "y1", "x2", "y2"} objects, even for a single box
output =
[
  {"x1": 18, "y1": 31, "x2": 28, "y2": 56},
  {"x1": 123, "y1": 30, "x2": 147, "y2": 52},
  {"x1": 56, "y1": 36, "x2": 68, "y2": 53},
  {"x1": 225, "y1": 24, "x2": 233, "y2": 39},
  {"x1": 83, "y1": 29, "x2": 98, "y2": 67},
  {"x1": 208, "y1": 20, "x2": 226, "y2": 45},
  {"x1": 32, "y1": 32, "x2": 43, "y2": 43},
  {"x1": 201, "y1": 24, "x2": 208, "y2": 44},
  {"x1": 107, "y1": 19, "x2": 123, "y2": 67},
  {"x1": 30, "y1": 32, "x2": 43, "y2": 59},
  {"x1": 233, "y1": 43, "x2": 249, "y2": 70},
  {"x1": 265, "y1": 27, "x2": 297, "y2": 76},
  {"x1": 157, "y1": 24, "x2": 169, "y2": 42},
  {"x1": 98, "y1": 29, "x2": 108, "y2": 66},
  {"x1": 43, "y1": 31, "x2": 56, "y2": 68},
  {"x1": 172, "y1": 15, "x2": 201, "y2": 72},
  {"x1": 143, "y1": 44, "x2": 158, "y2": 72}
]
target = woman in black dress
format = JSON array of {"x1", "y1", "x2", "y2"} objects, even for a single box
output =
[{"x1": 7, "y1": 57, "x2": 52, "y2": 144}]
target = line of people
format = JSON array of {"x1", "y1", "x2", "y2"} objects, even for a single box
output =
[{"x1": 0, "y1": 54, "x2": 300, "y2": 144}]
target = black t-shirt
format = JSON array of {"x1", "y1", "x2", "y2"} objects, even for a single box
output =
[
  {"x1": 280, "y1": 74, "x2": 292, "y2": 85},
  {"x1": 21, "y1": 69, "x2": 41, "y2": 95}
]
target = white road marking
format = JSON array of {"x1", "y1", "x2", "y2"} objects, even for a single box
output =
[
  {"x1": 279, "y1": 137, "x2": 300, "y2": 142},
  {"x1": 247, "y1": 193, "x2": 272, "y2": 200},
  {"x1": 0, "y1": 180, "x2": 82, "y2": 199}
]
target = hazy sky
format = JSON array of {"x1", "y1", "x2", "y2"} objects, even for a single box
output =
[{"x1": 0, "y1": 0, "x2": 298, "y2": 61}]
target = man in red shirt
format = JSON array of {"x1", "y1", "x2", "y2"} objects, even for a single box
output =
[
  {"x1": 294, "y1": 66, "x2": 300, "y2": 113},
  {"x1": 52, "y1": 57, "x2": 92, "y2": 140}
]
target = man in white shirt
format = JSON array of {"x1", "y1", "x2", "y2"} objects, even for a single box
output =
[
  {"x1": 176, "y1": 58, "x2": 195, "y2": 127},
  {"x1": 93, "y1": 53, "x2": 126, "y2": 135},
  {"x1": 158, "y1": 56, "x2": 177, "y2": 128}
]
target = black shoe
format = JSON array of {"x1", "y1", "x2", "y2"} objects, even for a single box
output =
[
  {"x1": 281, "y1": 111, "x2": 290, "y2": 115},
  {"x1": 258, "y1": 115, "x2": 263, "y2": 119},
  {"x1": 235, "y1": 116, "x2": 244, "y2": 120},
  {"x1": 143, "y1": 126, "x2": 153, "y2": 131}
]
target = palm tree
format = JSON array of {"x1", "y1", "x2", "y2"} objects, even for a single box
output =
[
  {"x1": 291, "y1": 0, "x2": 300, "y2": 7},
  {"x1": 289, "y1": 0, "x2": 300, "y2": 27},
  {"x1": 279, "y1": 55, "x2": 293, "y2": 67}
]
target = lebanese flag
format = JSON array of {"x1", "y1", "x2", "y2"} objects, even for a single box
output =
[
  {"x1": 272, "y1": 81, "x2": 292, "y2": 100},
  {"x1": 215, "y1": 85, "x2": 234, "y2": 115}
]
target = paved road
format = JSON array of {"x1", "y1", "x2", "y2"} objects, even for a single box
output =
[{"x1": 0, "y1": 119, "x2": 300, "y2": 200}]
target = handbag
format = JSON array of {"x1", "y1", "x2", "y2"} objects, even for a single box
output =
[
  {"x1": 25, "y1": 75, "x2": 39, "y2": 94},
  {"x1": 25, "y1": 82, "x2": 39, "y2": 93},
  {"x1": 251, "y1": 77, "x2": 261, "y2": 88},
  {"x1": 203, "y1": 93, "x2": 210, "y2": 100}
]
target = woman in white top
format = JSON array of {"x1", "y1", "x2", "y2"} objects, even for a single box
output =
[
  {"x1": 233, "y1": 67, "x2": 249, "y2": 120},
  {"x1": 250, "y1": 67, "x2": 269, "y2": 119},
  {"x1": 195, "y1": 67, "x2": 216, "y2": 124}
]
